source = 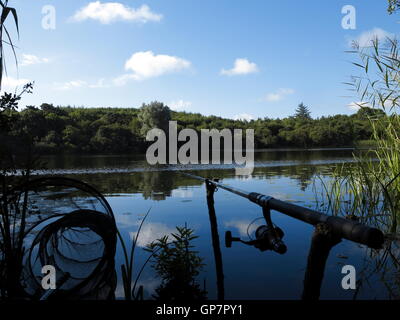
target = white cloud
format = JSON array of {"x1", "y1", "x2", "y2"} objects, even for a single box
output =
[
  {"x1": 112, "y1": 74, "x2": 134, "y2": 86},
  {"x1": 55, "y1": 78, "x2": 112, "y2": 90},
  {"x1": 55, "y1": 80, "x2": 88, "y2": 90},
  {"x1": 221, "y1": 58, "x2": 259, "y2": 76},
  {"x1": 169, "y1": 100, "x2": 192, "y2": 111},
  {"x1": 55, "y1": 51, "x2": 191, "y2": 89},
  {"x1": 265, "y1": 88, "x2": 294, "y2": 102},
  {"x1": 350, "y1": 28, "x2": 394, "y2": 47},
  {"x1": 20, "y1": 54, "x2": 49, "y2": 67},
  {"x1": 123, "y1": 51, "x2": 191, "y2": 81},
  {"x1": 72, "y1": 1, "x2": 162, "y2": 24},
  {"x1": 234, "y1": 113, "x2": 254, "y2": 121},
  {"x1": 88, "y1": 78, "x2": 108, "y2": 88},
  {"x1": 2, "y1": 76, "x2": 31, "y2": 89},
  {"x1": 55, "y1": 76, "x2": 129, "y2": 90},
  {"x1": 347, "y1": 101, "x2": 371, "y2": 111}
]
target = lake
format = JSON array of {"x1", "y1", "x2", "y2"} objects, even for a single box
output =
[{"x1": 30, "y1": 148, "x2": 397, "y2": 300}]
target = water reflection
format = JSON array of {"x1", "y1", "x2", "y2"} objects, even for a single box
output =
[
  {"x1": 40, "y1": 148, "x2": 359, "y2": 171},
  {"x1": 224, "y1": 220, "x2": 253, "y2": 238},
  {"x1": 129, "y1": 222, "x2": 175, "y2": 248},
  {"x1": 16, "y1": 149, "x2": 397, "y2": 300},
  {"x1": 351, "y1": 240, "x2": 400, "y2": 300},
  {"x1": 50, "y1": 163, "x2": 334, "y2": 202}
]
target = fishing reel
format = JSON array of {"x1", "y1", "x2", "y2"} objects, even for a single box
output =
[{"x1": 225, "y1": 207, "x2": 287, "y2": 254}]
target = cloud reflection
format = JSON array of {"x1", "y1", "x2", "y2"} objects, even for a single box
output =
[
  {"x1": 129, "y1": 222, "x2": 175, "y2": 248},
  {"x1": 224, "y1": 220, "x2": 253, "y2": 238}
]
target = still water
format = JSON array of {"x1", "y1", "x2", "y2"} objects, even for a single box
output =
[{"x1": 33, "y1": 149, "x2": 397, "y2": 300}]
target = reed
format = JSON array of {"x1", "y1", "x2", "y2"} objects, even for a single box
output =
[
  {"x1": 315, "y1": 38, "x2": 400, "y2": 235},
  {"x1": 0, "y1": 0, "x2": 19, "y2": 91},
  {"x1": 117, "y1": 207, "x2": 166, "y2": 300}
]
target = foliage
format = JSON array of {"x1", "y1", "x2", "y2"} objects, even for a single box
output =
[
  {"x1": 145, "y1": 226, "x2": 207, "y2": 301},
  {"x1": 0, "y1": 84, "x2": 35, "y2": 299},
  {"x1": 138, "y1": 101, "x2": 171, "y2": 138},
  {"x1": 388, "y1": 0, "x2": 400, "y2": 14},
  {"x1": 349, "y1": 38, "x2": 400, "y2": 111},
  {"x1": 313, "y1": 35, "x2": 400, "y2": 292},
  {"x1": 316, "y1": 38, "x2": 400, "y2": 235},
  {"x1": 0, "y1": 1, "x2": 38, "y2": 299},
  {"x1": 3, "y1": 102, "x2": 380, "y2": 154},
  {"x1": 0, "y1": 84, "x2": 34, "y2": 165},
  {"x1": 0, "y1": 0, "x2": 19, "y2": 91}
]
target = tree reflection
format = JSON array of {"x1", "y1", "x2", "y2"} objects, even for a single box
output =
[{"x1": 73, "y1": 163, "x2": 330, "y2": 201}]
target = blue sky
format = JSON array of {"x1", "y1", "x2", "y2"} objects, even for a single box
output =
[{"x1": 2, "y1": 0, "x2": 399, "y2": 119}]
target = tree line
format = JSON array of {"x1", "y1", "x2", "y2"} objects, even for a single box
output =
[{"x1": 0, "y1": 101, "x2": 385, "y2": 155}]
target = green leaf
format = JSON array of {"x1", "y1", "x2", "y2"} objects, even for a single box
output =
[
  {"x1": 352, "y1": 62, "x2": 365, "y2": 69},
  {"x1": 9, "y1": 7, "x2": 18, "y2": 37},
  {"x1": 0, "y1": 7, "x2": 10, "y2": 26}
]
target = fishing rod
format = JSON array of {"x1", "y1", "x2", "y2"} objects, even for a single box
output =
[{"x1": 181, "y1": 172, "x2": 384, "y2": 249}]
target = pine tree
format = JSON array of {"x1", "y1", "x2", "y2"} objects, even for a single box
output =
[{"x1": 294, "y1": 103, "x2": 311, "y2": 120}]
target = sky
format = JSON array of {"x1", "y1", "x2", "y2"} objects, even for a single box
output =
[{"x1": 1, "y1": 0, "x2": 399, "y2": 120}]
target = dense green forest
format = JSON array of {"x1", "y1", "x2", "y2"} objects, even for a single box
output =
[{"x1": 0, "y1": 100, "x2": 385, "y2": 154}]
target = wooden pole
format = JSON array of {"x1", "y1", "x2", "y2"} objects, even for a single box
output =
[
  {"x1": 302, "y1": 223, "x2": 342, "y2": 300},
  {"x1": 205, "y1": 179, "x2": 225, "y2": 301}
]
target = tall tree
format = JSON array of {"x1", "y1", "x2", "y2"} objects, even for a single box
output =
[
  {"x1": 138, "y1": 101, "x2": 171, "y2": 137},
  {"x1": 294, "y1": 102, "x2": 312, "y2": 120}
]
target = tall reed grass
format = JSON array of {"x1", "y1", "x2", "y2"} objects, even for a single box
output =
[
  {"x1": 315, "y1": 38, "x2": 400, "y2": 236},
  {"x1": 314, "y1": 115, "x2": 400, "y2": 234}
]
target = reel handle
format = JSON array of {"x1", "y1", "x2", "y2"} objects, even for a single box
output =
[{"x1": 225, "y1": 231, "x2": 241, "y2": 248}]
